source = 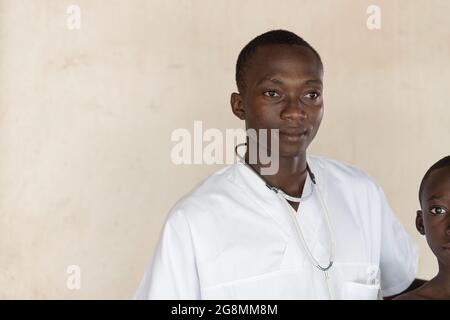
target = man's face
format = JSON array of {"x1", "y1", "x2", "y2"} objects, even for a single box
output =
[
  {"x1": 232, "y1": 44, "x2": 324, "y2": 158},
  {"x1": 417, "y1": 166, "x2": 450, "y2": 266}
]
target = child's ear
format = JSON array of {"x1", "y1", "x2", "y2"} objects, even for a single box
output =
[
  {"x1": 416, "y1": 210, "x2": 425, "y2": 235},
  {"x1": 230, "y1": 92, "x2": 246, "y2": 120}
]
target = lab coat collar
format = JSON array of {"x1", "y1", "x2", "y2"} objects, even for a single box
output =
[{"x1": 228, "y1": 157, "x2": 318, "y2": 238}]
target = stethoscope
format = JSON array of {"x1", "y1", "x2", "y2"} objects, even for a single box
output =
[{"x1": 235, "y1": 142, "x2": 336, "y2": 298}]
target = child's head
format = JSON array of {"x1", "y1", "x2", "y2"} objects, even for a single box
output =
[{"x1": 416, "y1": 156, "x2": 450, "y2": 265}]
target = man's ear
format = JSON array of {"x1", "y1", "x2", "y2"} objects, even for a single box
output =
[
  {"x1": 416, "y1": 210, "x2": 425, "y2": 235},
  {"x1": 230, "y1": 92, "x2": 246, "y2": 120}
]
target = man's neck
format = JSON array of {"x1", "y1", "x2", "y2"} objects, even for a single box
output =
[{"x1": 245, "y1": 151, "x2": 308, "y2": 198}]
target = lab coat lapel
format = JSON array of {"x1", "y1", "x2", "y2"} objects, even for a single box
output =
[
  {"x1": 230, "y1": 162, "x2": 298, "y2": 239},
  {"x1": 298, "y1": 159, "x2": 332, "y2": 266}
]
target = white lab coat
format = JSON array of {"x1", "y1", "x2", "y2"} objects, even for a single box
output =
[{"x1": 135, "y1": 156, "x2": 418, "y2": 299}]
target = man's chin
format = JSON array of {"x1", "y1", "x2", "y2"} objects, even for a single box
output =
[
  {"x1": 247, "y1": 141, "x2": 308, "y2": 162},
  {"x1": 276, "y1": 140, "x2": 308, "y2": 156}
]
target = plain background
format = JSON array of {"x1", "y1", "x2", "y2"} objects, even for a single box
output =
[{"x1": 1, "y1": 0, "x2": 449, "y2": 299}]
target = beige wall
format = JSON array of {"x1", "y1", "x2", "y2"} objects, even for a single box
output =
[{"x1": 1, "y1": 0, "x2": 449, "y2": 299}]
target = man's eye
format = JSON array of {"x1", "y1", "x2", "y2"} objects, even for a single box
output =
[
  {"x1": 430, "y1": 206, "x2": 447, "y2": 215},
  {"x1": 304, "y1": 92, "x2": 320, "y2": 99},
  {"x1": 263, "y1": 91, "x2": 280, "y2": 98}
]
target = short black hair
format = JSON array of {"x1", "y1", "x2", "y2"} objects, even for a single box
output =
[
  {"x1": 419, "y1": 155, "x2": 450, "y2": 204},
  {"x1": 235, "y1": 29, "x2": 323, "y2": 93}
]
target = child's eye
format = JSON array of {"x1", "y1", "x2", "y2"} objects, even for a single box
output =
[
  {"x1": 263, "y1": 90, "x2": 280, "y2": 98},
  {"x1": 429, "y1": 206, "x2": 447, "y2": 215}
]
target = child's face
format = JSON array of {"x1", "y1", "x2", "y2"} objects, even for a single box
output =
[
  {"x1": 232, "y1": 44, "x2": 324, "y2": 158},
  {"x1": 417, "y1": 166, "x2": 450, "y2": 265}
]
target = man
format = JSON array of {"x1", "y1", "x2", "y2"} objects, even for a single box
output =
[{"x1": 136, "y1": 30, "x2": 419, "y2": 299}]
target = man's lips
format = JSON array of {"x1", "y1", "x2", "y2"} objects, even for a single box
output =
[
  {"x1": 279, "y1": 128, "x2": 308, "y2": 137},
  {"x1": 280, "y1": 128, "x2": 308, "y2": 140},
  {"x1": 279, "y1": 128, "x2": 308, "y2": 142},
  {"x1": 442, "y1": 243, "x2": 450, "y2": 250}
]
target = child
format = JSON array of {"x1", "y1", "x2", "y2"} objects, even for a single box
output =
[{"x1": 395, "y1": 156, "x2": 450, "y2": 300}]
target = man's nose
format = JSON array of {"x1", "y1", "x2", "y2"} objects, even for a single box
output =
[{"x1": 280, "y1": 97, "x2": 307, "y2": 120}]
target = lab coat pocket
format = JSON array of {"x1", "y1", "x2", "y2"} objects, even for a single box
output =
[
  {"x1": 199, "y1": 238, "x2": 288, "y2": 290},
  {"x1": 201, "y1": 268, "x2": 310, "y2": 299},
  {"x1": 342, "y1": 281, "x2": 381, "y2": 300},
  {"x1": 333, "y1": 262, "x2": 381, "y2": 300}
]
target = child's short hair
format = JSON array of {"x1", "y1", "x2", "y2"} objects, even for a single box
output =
[
  {"x1": 418, "y1": 155, "x2": 450, "y2": 204},
  {"x1": 235, "y1": 29, "x2": 323, "y2": 93}
]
